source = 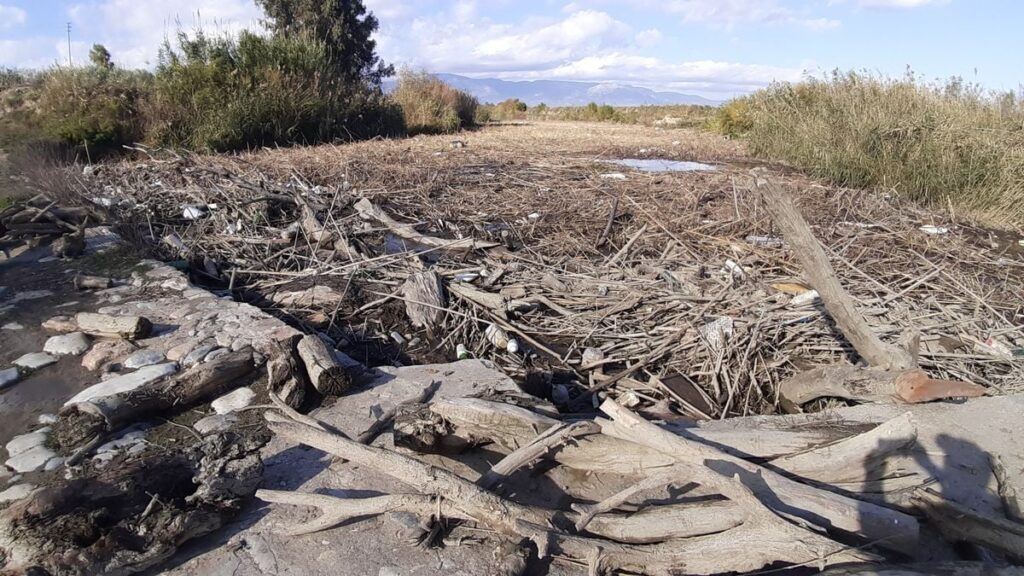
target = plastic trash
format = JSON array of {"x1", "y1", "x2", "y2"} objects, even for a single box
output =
[
  {"x1": 182, "y1": 205, "x2": 207, "y2": 220},
  {"x1": 600, "y1": 173, "x2": 627, "y2": 180},
  {"x1": 919, "y1": 225, "x2": 949, "y2": 235},
  {"x1": 485, "y1": 324, "x2": 519, "y2": 354},
  {"x1": 456, "y1": 343, "x2": 470, "y2": 360}
]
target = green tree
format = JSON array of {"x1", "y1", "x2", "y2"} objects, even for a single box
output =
[
  {"x1": 254, "y1": 0, "x2": 392, "y2": 84},
  {"x1": 89, "y1": 44, "x2": 114, "y2": 70}
]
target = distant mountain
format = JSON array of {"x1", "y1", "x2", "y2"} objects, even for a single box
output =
[{"x1": 384, "y1": 73, "x2": 721, "y2": 107}]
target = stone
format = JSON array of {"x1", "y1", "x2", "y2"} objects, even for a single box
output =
[
  {"x1": 0, "y1": 367, "x2": 18, "y2": 389},
  {"x1": 6, "y1": 431, "x2": 48, "y2": 456},
  {"x1": 96, "y1": 430, "x2": 146, "y2": 454},
  {"x1": 81, "y1": 339, "x2": 137, "y2": 371},
  {"x1": 123, "y1": 349, "x2": 166, "y2": 369},
  {"x1": 1, "y1": 322, "x2": 24, "y2": 330},
  {"x1": 43, "y1": 457, "x2": 64, "y2": 471},
  {"x1": 65, "y1": 362, "x2": 179, "y2": 406},
  {"x1": 0, "y1": 483, "x2": 37, "y2": 503},
  {"x1": 37, "y1": 414, "x2": 57, "y2": 425},
  {"x1": 13, "y1": 352, "x2": 57, "y2": 370},
  {"x1": 42, "y1": 315, "x2": 78, "y2": 332},
  {"x1": 10, "y1": 290, "x2": 53, "y2": 303},
  {"x1": 166, "y1": 338, "x2": 201, "y2": 362},
  {"x1": 211, "y1": 387, "x2": 255, "y2": 415},
  {"x1": 6, "y1": 444, "x2": 58, "y2": 473},
  {"x1": 194, "y1": 413, "x2": 238, "y2": 435},
  {"x1": 204, "y1": 348, "x2": 231, "y2": 363},
  {"x1": 183, "y1": 344, "x2": 217, "y2": 367},
  {"x1": 44, "y1": 332, "x2": 91, "y2": 356}
]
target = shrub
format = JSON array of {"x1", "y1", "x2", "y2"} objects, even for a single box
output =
[
  {"x1": 733, "y1": 71, "x2": 1024, "y2": 226},
  {"x1": 36, "y1": 66, "x2": 150, "y2": 149},
  {"x1": 148, "y1": 30, "x2": 398, "y2": 151},
  {"x1": 488, "y1": 99, "x2": 528, "y2": 121},
  {"x1": 707, "y1": 98, "x2": 751, "y2": 137},
  {"x1": 390, "y1": 70, "x2": 477, "y2": 134}
]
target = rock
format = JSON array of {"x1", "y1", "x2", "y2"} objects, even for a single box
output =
[
  {"x1": 37, "y1": 414, "x2": 57, "y2": 425},
  {"x1": 123, "y1": 349, "x2": 166, "y2": 369},
  {"x1": 42, "y1": 315, "x2": 78, "y2": 332},
  {"x1": 6, "y1": 444, "x2": 58, "y2": 473},
  {"x1": 194, "y1": 413, "x2": 238, "y2": 435},
  {"x1": 270, "y1": 285, "x2": 346, "y2": 308},
  {"x1": 44, "y1": 332, "x2": 91, "y2": 356},
  {"x1": 0, "y1": 483, "x2": 37, "y2": 503},
  {"x1": 0, "y1": 368, "x2": 18, "y2": 389},
  {"x1": 65, "y1": 362, "x2": 179, "y2": 406},
  {"x1": 1, "y1": 322, "x2": 24, "y2": 331},
  {"x1": 44, "y1": 457, "x2": 64, "y2": 471},
  {"x1": 204, "y1": 348, "x2": 231, "y2": 363},
  {"x1": 96, "y1": 430, "x2": 146, "y2": 454},
  {"x1": 13, "y1": 352, "x2": 57, "y2": 370},
  {"x1": 166, "y1": 339, "x2": 201, "y2": 362},
  {"x1": 183, "y1": 345, "x2": 217, "y2": 367},
  {"x1": 211, "y1": 387, "x2": 255, "y2": 415},
  {"x1": 10, "y1": 290, "x2": 53, "y2": 303},
  {"x1": 81, "y1": 339, "x2": 137, "y2": 371},
  {"x1": 6, "y1": 431, "x2": 48, "y2": 456}
]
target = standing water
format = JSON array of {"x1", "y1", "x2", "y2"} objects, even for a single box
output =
[{"x1": 604, "y1": 158, "x2": 718, "y2": 173}]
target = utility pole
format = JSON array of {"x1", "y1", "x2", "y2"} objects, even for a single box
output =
[{"x1": 66, "y1": 22, "x2": 72, "y2": 66}]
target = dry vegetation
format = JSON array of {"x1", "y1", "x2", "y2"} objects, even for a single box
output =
[{"x1": 78, "y1": 122, "x2": 1023, "y2": 419}]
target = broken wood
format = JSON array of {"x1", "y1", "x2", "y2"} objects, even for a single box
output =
[
  {"x1": 75, "y1": 312, "x2": 153, "y2": 340},
  {"x1": 911, "y1": 488, "x2": 1024, "y2": 562},
  {"x1": 354, "y1": 198, "x2": 499, "y2": 252},
  {"x1": 297, "y1": 334, "x2": 352, "y2": 396},
  {"x1": 401, "y1": 270, "x2": 446, "y2": 329},
  {"x1": 751, "y1": 174, "x2": 915, "y2": 371},
  {"x1": 357, "y1": 380, "x2": 440, "y2": 445},
  {"x1": 780, "y1": 365, "x2": 986, "y2": 406}
]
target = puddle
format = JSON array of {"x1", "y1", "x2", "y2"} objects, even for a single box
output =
[{"x1": 605, "y1": 158, "x2": 718, "y2": 173}]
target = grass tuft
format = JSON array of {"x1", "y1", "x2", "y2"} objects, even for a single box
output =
[{"x1": 390, "y1": 70, "x2": 478, "y2": 134}]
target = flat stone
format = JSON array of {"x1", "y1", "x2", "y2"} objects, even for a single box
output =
[
  {"x1": 44, "y1": 332, "x2": 91, "y2": 356},
  {"x1": 6, "y1": 431, "x2": 48, "y2": 456},
  {"x1": 0, "y1": 367, "x2": 18, "y2": 389},
  {"x1": 1, "y1": 322, "x2": 24, "y2": 330},
  {"x1": 10, "y1": 290, "x2": 53, "y2": 303},
  {"x1": 42, "y1": 315, "x2": 78, "y2": 332},
  {"x1": 211, "y1": 387, "x2": 255, "y2": 415},
  {"x1": 13, "y1": 352, "x2": 57, "y2": 370},
  {"x1": 43, "y1": 456, "x2": 64, "y2": 471},
  {"x1": 81, "y1": 340, "x2": 137, "y2": 371},
  {"x1": 204, "y1": 348, "x2": 231, "y2": 363},
  {"x1": 0, "y1": 483, "x2": 37, "y2": 503},
  {"x1": 6, "y1": 444, "x2": 58, "y2": 473},
  {"x1": 37, "y1": 414, "x2": 57, "y2": 425},
  {"x1": 96, "y1": 430, "x2": 146, "y2": 454},
  {"x1": 65, "y1": 362, "x2": 179, "y2": 406},
  {"x1": 194, "y1": 413, "x2": 238, "y2": 435},
  {"x1": 183, "y1": 345, "x2": 217, "y2": 367},
  {"x1": 123, "y1": 349, "x2": 166, "y2": 369}
]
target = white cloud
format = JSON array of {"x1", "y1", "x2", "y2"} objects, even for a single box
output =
[
  {"x1": 634, "y1": 28, "x2": 663, "y2": 48},
  {"x1": 0, "y1": 3, "x2": 27, "y2": 29},
  {"x1": 579, "y1": 0, "x2": 841, "y2": 30},
  {"x1": 834, "y1": 0, "x2": 946, "y2": 7}
]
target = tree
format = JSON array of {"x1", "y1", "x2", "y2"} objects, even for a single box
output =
[
  {"x1": 255, "y1": 0, "x2": 393, "y2": 85},
  {"x1": 89, "y1": 44, "x2": 114, "y2": 70}
]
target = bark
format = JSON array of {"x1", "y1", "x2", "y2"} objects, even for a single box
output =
[
  {"x1": 297, "y1": 334, "x2": 352, "y2": 396},
  {"x1": 780, "y1": 365, "x2": 986, "y2": 406},
  {"x1": 402, "y1": 270, "x2": 446, "y2": 329}
]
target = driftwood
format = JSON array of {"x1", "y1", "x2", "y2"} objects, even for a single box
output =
[
  {"x1": 73, "y1": 273, "x2": 113, "y2": 290},
  {"x1": 0, "y1": 433, "x2": 265, "y2": 576},
  {"x1": 911, "y1": 488, "x2": 1024, "y2": 562},
  {"x1": 780, "y1": 365, "x2": 986, "y2": 406},
  {"x1": 297, "y1": 334, "x2": 352, "y2": 396},
  {"x1": 354, "y1": 198, "x2": 499, "y2": 252},
  {"x1": 55, "y1": 349, "x2": 256, "y2": 448},
  {"x1": 401, "y1": 270, "x2": 446, "y2": 329},
  {"x1": 751, "y1": 174, "x2": 914, "y2": 371},
  {"x1": 260, "y1": 411, "x2": 875, "y2": 575},
  {"x1": 265, "y1": 337, "x2": 308, "y2": 409},
  {"x1": 75, "y1": 312, "x2": 152, "y2": 340},
  {"x1": 821, "y1": 564, "x2": 1024, "y2": 576}
]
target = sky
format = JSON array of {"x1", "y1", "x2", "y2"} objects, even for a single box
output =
[{"x1": 1, "y1": 0, "x2": 1021, "y2": 98}]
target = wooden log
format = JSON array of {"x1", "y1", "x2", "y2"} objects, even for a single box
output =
[
  {"x1": 297, "y1": 334, "x2": 352, "y2": 396},
  {"x1": 73, "y1": 274, "x2": 113, "y2": 290},
  {"x1": 750, "y1": 174, "x2": 915, "y2": 370},
  {"x1": 598, "y1": 399, "x2": 920, "y2": 552},
  {"x1": 354, "y1": 198, "x2": 499, "y2": 252},
  {"x1": 911, "y1": 488, "x2": 1024, "y2": 562},
  {"x1": 75, "y1": 312, "x2": 152, "y2": 340},
  {"x1": 56, "y1": 349, "x2": 256, "y2": 445},
  {"x1": 780, "y1": 365, "x2": 986, "y2": 406},
  {"x1": 265, "y1": 337, "x2": 309, "y2": 409},
  {"x1": 402, "y1": 270, "x2": 446, "y2": 329},
  {"x1": 821, "y1": 563, "x2": 1024, "y2": 576}
]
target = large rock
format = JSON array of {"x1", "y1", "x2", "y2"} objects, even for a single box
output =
[
  {"x1": 123, "y1": 349, "x2": 166, "y2": 369},
  {"x1": 81, "y1": 340, "x2": 137, "y2": 371},
  {"x1": 0, "y1": 483, "x2": 37, "y2": 503},
  {"x1": 43, "y1": 332, "x2": 91, "y2": 356},
  {"x1": 13, "y1": 352, "x2": 57, "y2": 370},
  {"x1": 6, "y1": 444, "x2": 58, "y2": 473},
  {"x1": 65, "y1": 362, "x2": 179, "y2": 406},
  {"x1": 6, "y1": 431, "x2": 48, "y2": 456},
  {"x1": 211, "y1": 387, "x2": 255, "y2": 415}
]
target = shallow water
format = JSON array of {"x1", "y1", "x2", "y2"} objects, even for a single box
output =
[{"x1": 605, "y1": 158, "x2": 718, "y2": 173}]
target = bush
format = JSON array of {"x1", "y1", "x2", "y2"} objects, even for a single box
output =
[
  {"x1": 148, "y1": 30, "x2": 399, "y2": 151},
  {"x1": 707, "y1": 98, "x2": 752, "y2": 137},
  {"x1": 390, "y1": 70, "x2": 477, "y2": 134},
  {"x1": 36, "y1": 66, "x2": 150, "y2": 148},
  {"x1": 731, "y1": 72, "x2": 1024, "y2": 226}
]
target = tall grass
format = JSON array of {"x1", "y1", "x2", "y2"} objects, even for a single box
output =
[
  {"x1": 391, "y1": 70, "x2": 478, "y2": 134},
  {"x1": 529, "y1": 103, "x2": 715, "y2": 128},
  {"x1": 719, "y1": 72, "x2": 1024, "y2": 226},
  {"x1": 37, "y1": 67, "x2": 151, "y2": 149}
]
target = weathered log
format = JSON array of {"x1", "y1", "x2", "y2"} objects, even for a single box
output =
[
  {"x1": 780, "y1": 365, "x2": 986, "y2": 407},
  {"x1": 52, "y1": 231, "x2": 86, "y2": 258},
  {"x1": 296, "y1": 196, "x2": 332, "y2": 245},
  {"x1": 821, "y1": 563, "x2": 1024, "y2": 576},
  {"x1": 751, "y1": 174, "x2": 914, "y2": 371},
  {"x1": 265, "y1": 337, "x2": 308, "y2": 409},
  {"x1": 73, "y1": 273, "x2": 113, "y2": 290},
  {"x1": 598, "y1": 399, "x2": 920, "y2": 552},
  {"x1": 912, "y1": 488, "x2": 1024, "y2": 562},
  {"x1": 297, "y1": 334, "x2": 352, "y2": 396},
  {"x1": 354, "y1": 198, "x2": 499, "y2": 252},
  {"x1": 402, "y1": 270, "x2": 446, "y2": 329},
  {"x1": 75, "y1": 312, "x2": 152, "y2": 340}
]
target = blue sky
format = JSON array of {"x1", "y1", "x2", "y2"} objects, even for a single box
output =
[{"x1": 1, "y1": 0, "x2": 1021, "y2": 98}]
